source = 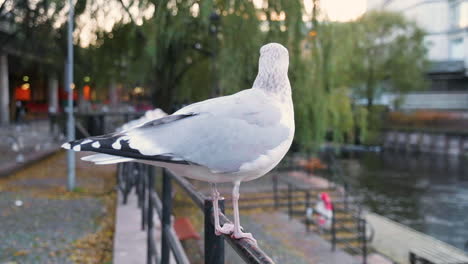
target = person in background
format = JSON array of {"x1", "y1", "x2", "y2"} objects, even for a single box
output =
[{"x1": 315, "y1": 192, "x2": 333, "y2": 232}]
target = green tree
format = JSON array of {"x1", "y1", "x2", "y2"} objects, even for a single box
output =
[
  {"x1": 349, "y1": 11, "x2": 428, "y2": 109},
  {"x1": 83, "y1": 1, "x2": 427, "y2": 149}
]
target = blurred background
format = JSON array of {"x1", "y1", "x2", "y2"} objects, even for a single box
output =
[{"x1": 0, "y1": 0, "x2": 467, "y2": 263}]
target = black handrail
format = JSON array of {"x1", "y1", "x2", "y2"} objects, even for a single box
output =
[{"x1": 117, "y1": 162, "x2": 275, "y2": 264}]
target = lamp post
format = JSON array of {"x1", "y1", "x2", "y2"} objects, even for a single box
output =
[
  {"x1": 209, "y1": 12, "x2": 220, "y2": 97},
  {"x1": 66, "y1": 0, "x2": 76, "y2": 191}
]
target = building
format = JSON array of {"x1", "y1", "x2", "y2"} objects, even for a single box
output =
[{"x1": 368, "y1": 0, "x2": 468, "y2": 110}]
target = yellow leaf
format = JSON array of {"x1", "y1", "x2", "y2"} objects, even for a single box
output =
[{"x1": 13, "y1": 250, "x2": 28, "y2": 256}]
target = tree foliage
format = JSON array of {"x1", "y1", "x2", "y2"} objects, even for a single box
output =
[
  {"x1": 0, "y1": 0, "x2": 88, "y2": 72},
  {"x1": 348, "y1": 11, "x2": 428, "y2": 108},
  {"x1": 3, "y1": 0, "x2": 428, "y2": 148}
]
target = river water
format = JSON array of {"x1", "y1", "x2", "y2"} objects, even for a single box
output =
[{"x1": 339, "y1": 151, "x2": 468, "y2": 252}]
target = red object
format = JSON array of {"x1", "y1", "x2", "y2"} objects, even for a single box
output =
[
  {"x1": 15, "y1": 86, "x2": 31, "y2": 101},
  {"x1": 173, "y1": 217, "x2": 200, "y2": 240},
  {"x1": 25, "y1": 102, "x2": 48, "y2": 113},
  {"x1": 83, "y1": 85, "x2": 91, "y2": 100},
  {"x1": 59, "y1": 88, "x2": 78, "y2": 100},
  {"x1": 320, "y1": 192, "x2": 333, "y2": 210}
]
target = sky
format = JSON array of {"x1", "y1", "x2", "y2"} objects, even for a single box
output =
[
  {"x1": 252, "y1": 0, "x2": 367, "y2": 21},
  {"x1": 77, "y1": 0, "x2": 368, "y2": 47},
  {"x1": 316, "y1": 0, "x2": 367, "y2": 21}
]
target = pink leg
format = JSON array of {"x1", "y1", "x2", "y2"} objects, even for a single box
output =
[
  {"x1": 231, "y1": 181, "x2": 257, "y2": 244},
  {"x1": 211, "y1": 183, "x2": 234, "y2": 235}
]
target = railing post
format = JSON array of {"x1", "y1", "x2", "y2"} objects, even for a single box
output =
[
  {"x1": 273, "y1": 174, "x2": 278, "y2": 209},
  {"x1": 344, "y1": 182, "x2": 349, "y2": 211},
  {"x1": 331, "y1": 202, "x2": 336, "y2": 251},
  {"x1": 361, "y1": 219, "x2": 367, "y2": 264},
  {"x1": 141, "y1": 165, "x2": 147, "y2": 231},
  {"x1": 161, "y1": 169, "x2": 172, "y2": 264},
  {"x1": 204, "y1": 198, "x2": 225, "y2": 264},
  {"x1": 409, "y1": 252, "x2": 416, "y2": 264},
  {"x1": 122, "y1": 163, "x2": 130, "y2": 205},
  {"x1": 146, "y1": 166, "x2": 155, "y2": 264},
  {"x1": 305, "y1": 190, "x2": 310, "y2": 232},
  {"x1": 288, "y1": 183, "x2": 292, "y2": 219}
]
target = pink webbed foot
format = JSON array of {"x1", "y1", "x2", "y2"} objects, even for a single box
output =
[
  {"x1": 215, "y1": 223, "x2": 234, "y2": 236},
  {"x1": 232, "y1": 230, "x2": 257, "y2": 245}
]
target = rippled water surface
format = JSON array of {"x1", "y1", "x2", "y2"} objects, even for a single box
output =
[{"x1": 340, "y1": 151, "x2": 468, "y2": 252}]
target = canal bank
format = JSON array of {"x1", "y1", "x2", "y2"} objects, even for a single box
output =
[
  {"x1": 365, "y1": 212, "x2": 468, "y2": 264},
  {"x1": 382, "y1": 129, "x2": 468, "y2": 156},
  {"x1": 339, "y1": 151, "x2": 468, "y2": 252}
]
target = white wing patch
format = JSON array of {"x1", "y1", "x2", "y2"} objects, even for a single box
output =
[
  {"x1": 81, "y1": 139, "x2": 92, "y2": 145},
  {"x1": 81, "y1": 153, "x2": 135, "y2": 164},
  {"x1": 111, "y1": 136, "x2": 130, "y2": 150},
  {"x1": 127, "y1": 131, "x2": 166, "y2": 156}
]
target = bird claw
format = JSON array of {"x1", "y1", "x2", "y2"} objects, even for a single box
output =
[
  {"x1": 232, "y1": 231, "x2": 257, "y2": 245},
  {"x1": 215, "y1": 223, "x2": 234, "y2": 235}
]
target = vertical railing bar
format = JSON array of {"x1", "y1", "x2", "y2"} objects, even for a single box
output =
[
  {"x1": 305, "y1": 190, "x2": 310, "y2": 232},
  {"x1": 273, "y1": 174, "x2": 278, "y2": 210},
  {"x1": 122, "y1": 163, "x2": 130, "y2": 205},
  {"x1": 287, "y1": 183, "x2": 292, "y2": 219},
  {"x1": 147, "y1": 166, "x2": 155, "y2": 264},
  {"x1": 204, "y1": 198, "x2": 225, "y2": 264},
  {"x1": 331, "y1": 202, "x2": 336, "y2": 251},
  {"x1": 161, "y1": 169, "x2": 172, "y2": 264},
  {"x1": 362, "y1": 219, "x2": 367, "y2": 264},
  {"x1": 141, "y1": 165, "x2": 147, "y2": 230}
]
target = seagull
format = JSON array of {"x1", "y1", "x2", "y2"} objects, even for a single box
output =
[{"x1": 62, "y1": 43, "x2": 295, "y2": 243}]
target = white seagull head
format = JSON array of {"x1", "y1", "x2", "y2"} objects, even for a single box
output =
[
  {"x1": 253, "y1": 43, "x2": 291, "y2": 96},
  {"x1": 259, "y1": 43, "x2": 289, "y2": 71}
]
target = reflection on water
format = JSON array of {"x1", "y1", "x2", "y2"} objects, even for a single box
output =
[{"x1": 340, "y1": 151, "x2": 468, "y2": 252}]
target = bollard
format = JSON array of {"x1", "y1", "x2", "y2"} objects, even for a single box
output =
[{"x1": 204, "y1": 198, "x2": 225, "y2": 264}]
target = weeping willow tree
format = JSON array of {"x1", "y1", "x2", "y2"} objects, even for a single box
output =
[
  {"x1": 290, "y1": 3, "x2": 368, "y2": 149},
  {"x1": 79, "y1": 0, "x2": 369, "y2": 149}
]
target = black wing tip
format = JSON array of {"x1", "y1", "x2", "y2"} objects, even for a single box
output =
[
  {"x1": 61, "y1": 137, "x2": 106, "y2": 151},
  {"x1": 61, "y1": 137, "x2": 192, "y2": 166}
]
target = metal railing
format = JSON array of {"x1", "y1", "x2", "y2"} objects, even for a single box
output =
[
  {"x1": 117, "y1": 162, "x2": 275, "y2": 264},
  {"x1": 272, "y1": 156, "x2": 370, "y2": 264}
]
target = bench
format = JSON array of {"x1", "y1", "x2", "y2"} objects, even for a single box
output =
[{"x1": 410, "y1": 248, "x2": 468, "y2": 264}]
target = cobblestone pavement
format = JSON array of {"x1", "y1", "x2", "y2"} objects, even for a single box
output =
[
  {"x1": 0, "y1": 192, "x2": 102, "y2": 263},
  {"x1": 0, "y1": 120, "x2": 61, "y2": 172},
  {"x1": 0, "y1": 152, "x2": 116, "y2": 264}
]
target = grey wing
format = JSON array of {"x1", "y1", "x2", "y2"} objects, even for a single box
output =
[
  {"x1": 126, "y1": 112, "x2": 290, "y2": 173},
  {"x1": 68, "y1": 88, "x2": 291, "y2": 173}
]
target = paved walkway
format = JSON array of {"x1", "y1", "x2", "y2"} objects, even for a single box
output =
[
  {"x1": 113, "y1": 191, "x2": 149, "y2": 264},
  {"x1": 113, "y1": 190, "x2": 176, "y2": 264},
  {"x1": 0, "y1": 151, "x2": 116, "y2": 263},
  {"x1": 0, "y1": 120, "x2": 61, "y2": 177},
  {"x1": 224, "y1": 212, "x2": 359, "y2": 264}
]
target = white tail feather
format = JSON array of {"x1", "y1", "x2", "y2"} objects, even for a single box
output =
[
  {"x1": 81, "y1": 154, "x2": 135, "y2": 164},
  {"x1": 94, "y1": 157, "x2": 135, "y2": 165}
]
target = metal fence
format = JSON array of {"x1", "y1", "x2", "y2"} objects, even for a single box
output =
[
  {"x1": 117, "y1": 162, "x2": 275, "y2": 264},
  {"x1": 273, "y1": 155, "x2": 371, "y2": 264}
]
